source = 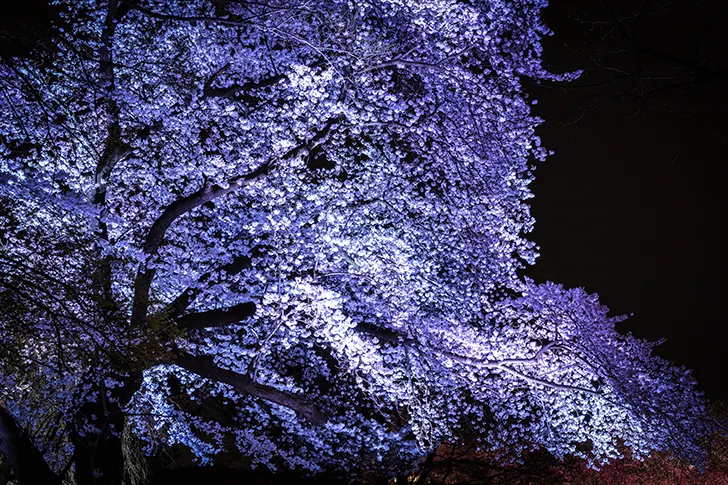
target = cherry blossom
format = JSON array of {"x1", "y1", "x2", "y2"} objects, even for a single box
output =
[{"x1": 0, "y1": 0, "x2": 707, "y2": 482}]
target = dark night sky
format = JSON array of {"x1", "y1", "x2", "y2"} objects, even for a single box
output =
[{"x1": 526, "y1": 0, "x2": 727, "y2": 400}]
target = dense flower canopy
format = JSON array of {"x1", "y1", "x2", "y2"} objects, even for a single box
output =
[{"x1": 0, "y1": 0, "x2": 709, "y2": 481}]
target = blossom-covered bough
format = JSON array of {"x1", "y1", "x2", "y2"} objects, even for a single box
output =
[{"x1": 0, "y1": 0, "x2": 710, "y2": 483}]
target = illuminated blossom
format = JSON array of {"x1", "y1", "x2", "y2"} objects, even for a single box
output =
[{"x1": 0, "y1": 0, "x2": 707, "y2": 481}]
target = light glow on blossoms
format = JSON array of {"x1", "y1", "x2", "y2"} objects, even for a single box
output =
[{"x1": 0, "y1": 0, "x2": 709, "y2": 481}]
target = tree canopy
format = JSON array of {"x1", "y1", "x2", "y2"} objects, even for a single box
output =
[{"x1": 0, "y1": 0, "x2": 710, "y2": 483}]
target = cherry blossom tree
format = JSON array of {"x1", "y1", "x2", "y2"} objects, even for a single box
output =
[{"x1": 0, "y1": 0, "x2": 710, "y2": 483}]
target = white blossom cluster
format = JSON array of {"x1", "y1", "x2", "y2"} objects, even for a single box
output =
[{"x1": 0, "y1": 0, "x2": 707, "y2": 475}]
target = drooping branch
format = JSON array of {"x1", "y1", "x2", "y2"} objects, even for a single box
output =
[
  {"x1": 440, "y1": 341, "x2": 602, "y2": 395},
  {"x1": 441, "y1": 341, "x2": 568, "y2": 368},
  {"x1": 176, "y1": 301, "x2": 256, "y2": 331},
  {"x1": 355, "y1": 322, "x2": 602, "y2": 396},
  {"x1": 494, "y1": 364, "x2": 602, "y2": 397},
  {"x1": 0, "y1": 405, "x2": 62, "y2": 485},
  {"x1": 173, "y1": 353, "x2": 328, "y2": 426},
  {"x1": 355, "y1": 323, "x2": 565, "y2": 368}
]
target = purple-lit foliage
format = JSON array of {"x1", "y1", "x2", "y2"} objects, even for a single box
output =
[{"x1": 0, "y1": 0, "x2": 707, "y2": 480}]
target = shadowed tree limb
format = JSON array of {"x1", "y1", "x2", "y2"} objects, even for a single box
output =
[
  {"x1": 0, "y1": 405, "x2": 62, "y2": 485},
  {"x1": 160, "y1": 255, "x2": 252, "y2": 321},
  {"x1": 176, "y1": 301, "x2": 256, "y2": 330},
  {"x1": 131, "y1": 163, "x2": 269, "y2": 325},
  {"x1": 173, "y1": 353, "x2": 328, "y2": 426},
  {"x1": 122, "y1": 0, "x2": 306, "y2": 27},
  {"x1": 202, "y1": 59, "x2": 326, "y2": 99},
  {"x1": 132, "y1": 116, "x2": 342, "y2": 326},
  {"x1": 203, "y1": 63, "x2": 288, "y2": 99}
]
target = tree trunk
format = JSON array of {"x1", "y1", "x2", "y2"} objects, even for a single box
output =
[
  {"x1": 71, "y1": 372, "x2": 142, "y2": 485},
  {"x1": 72, "y1": 400, "x2": 125, "y2": 485},
  {"x1": 0, "y1": 404, "x2": 62, "y2": 485}
]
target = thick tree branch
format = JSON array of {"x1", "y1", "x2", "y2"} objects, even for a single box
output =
[
  {"x1": 142, "y1": 167, "x2": 270, "y2": 260},
  {"x1": 132, "y1": 116, "x2": 341, "y2": 325},
  {"x1": 162, "y1": 255, "x2": 252, "y2": 321},
  {"x1": 173, "y1": 353, "x2": 328, "y2": 426},
  {"x1": 355, "y1": 322, "x2": 415, "y2": 345},
  {"x1": 203, "y1": 64, "x2": 287, "y2": 99},
  {"x1": 123, "y1": 1, "x2": 304, "y2": 27},
  {"x1": 0, "y1": 405, "x2": 62, "y2": 485},
  {"x1": 96, "y1": 0, "x2": 131, "y2": 183},
  {"x1": 202, "y1": 60, "x2": 326, "y2": 99},
  {"x1": 131, "y1": 163, "x2": 268, "y2": 324},
  {"x1": 176, "y1": 301, "x2": 256, "y2": 330}
]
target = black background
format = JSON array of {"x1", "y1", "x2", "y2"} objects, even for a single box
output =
[{"x1": 526, "y1": 0, "x2": 726, "y2": 400}]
